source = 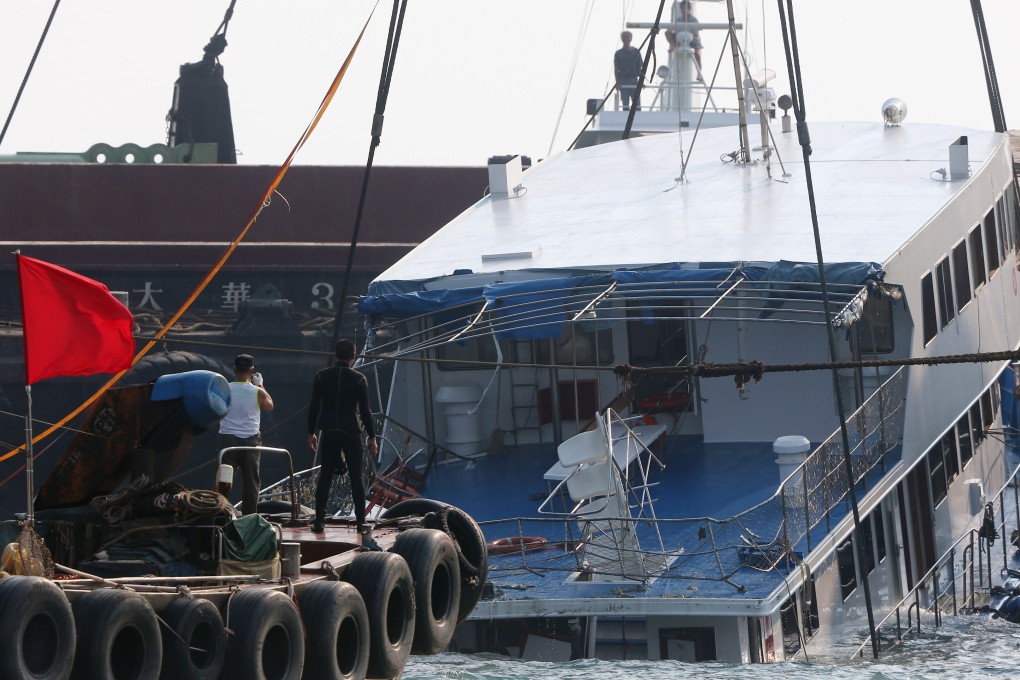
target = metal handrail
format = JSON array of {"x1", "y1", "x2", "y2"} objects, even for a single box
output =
[
  {"x1": 218, "y1": 446, "x2": 298, "y2": 523},
  {"x1": 852, "y1": 464, "x2": 1020, "y2": 659}
]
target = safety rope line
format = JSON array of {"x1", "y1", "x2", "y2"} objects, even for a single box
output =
[{"x1": 0, "y1": 4, "x2": 379, "y2": 465}]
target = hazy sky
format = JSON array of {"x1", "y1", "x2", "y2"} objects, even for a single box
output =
[{"x1": 2, "y1": 1, "x2": 1020, "y2": 167}]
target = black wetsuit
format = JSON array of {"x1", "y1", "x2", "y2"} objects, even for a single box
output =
[{"x1": 307, "y1": 363, "x2": 377, "y2": 529}]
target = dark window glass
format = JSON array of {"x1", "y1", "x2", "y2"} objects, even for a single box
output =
[
  {"x1": 958, "y1": 412, "x2": 973, "y2": 468},
  {"x1": 535, "y1": 324, "x2": 614, "y2": 366},
  {"x1": 874, "y1": 509, "x2": 887, "y2": 563},
  {"x1": 971, "y1": 402, "x2": 985, "y2": 449},
  {"x1": 856, "y1": 296, "x2": 894, "y2": 354},
  {"x1": 928, "y1": 444, "x2": 948, "y2": 506},
  {"x1": 982, "y1": 391, "x2": 994, "y2": 429},
  {"x1": 970, "y1": 225, "x2": 986, "y2": 288},
  {"x1": 935, "y1": 257, "x2": 955, "y2": 328},
  {"x1": 921, "y1": 273, "x2": 938, "y2": 345},
  {"x1": 860, "y1": 514, "x2": 876, "y2": 574},
  {"x1": 434, "y1": 306, "x2": 500, "y2": 370},
  {"x1": 952, "y1": 241, "x2": 971, "y2": 311},
  {"x1": 942, "y1": 430, "x2": 959, "y2": 482},
  {"x1": 626, "y1": 300, "x2": 693, "y2": 405},
  {"x1": 837, "y1": 537, "x2": 858, "y2": 601},
  {"x1": 999, "y1": 196, "x2": 1013, "y2": 254},
  {"x1": 1008, "y1": 184, "x2": 1019, "y2": 255},
  {"x1": 984, "y1": 209, "x2": 1000, "y2": 276}
]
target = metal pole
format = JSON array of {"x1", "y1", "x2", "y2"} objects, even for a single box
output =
[{"x1": 24, "y1": 385, "x2": 34, "y2": 527}]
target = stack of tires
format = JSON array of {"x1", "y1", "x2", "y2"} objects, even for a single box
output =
[{"x1": 0, "y1": 501, "x2": 487, "y2": 680}]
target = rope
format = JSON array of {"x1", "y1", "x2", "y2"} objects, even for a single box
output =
[{"x1": 331, "y1": 0, "x2": 409, "y2": 346}]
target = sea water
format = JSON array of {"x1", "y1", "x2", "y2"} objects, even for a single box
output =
[{"x1": 403, "y1": 615, "x2": 1020, "y2": 679}]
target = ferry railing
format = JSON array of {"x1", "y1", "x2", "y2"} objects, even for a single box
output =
[
  {"x1": 851, "y1": 464, "x2": 1020, "y2": 660},
  {"x1": 219, "y1": 446, "x2": 299, "y2": 523},
  {"x1": 269, "y1": 351, "x2": 902, "y2": 590}
]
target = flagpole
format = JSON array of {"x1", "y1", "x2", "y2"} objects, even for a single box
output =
[{"x1": 24, "y1": 385, "x2": 34, "y2": 527}]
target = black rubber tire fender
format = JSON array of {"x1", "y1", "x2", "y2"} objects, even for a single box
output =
[
  {"x1": 119, "y1": 351, "x2": 231, "y2": 386},
  {"x1": 71, "y1": 588, "x2": 162, "y2": 680},
  {"x1": 382, "y1": 499, "x2": 488, "y2": 623},
  {"x1": 159, "y1": 597, "x2": 227, "y2": 680},
  {"x1": 0, "y1": 575, "x2": 75, "y2": 680},
  {"x1": 341, "y1": 551, "x2": 414, "y2": 679},
  {"x1": 297, "y1": 580, "x2": 370, "y2": 680},
  {"x1": 390, "y1": 528, "x2": 461, "y2": 655},
  {"x1": 225, "y1": 589, "x2": 304, "y2": 680}
]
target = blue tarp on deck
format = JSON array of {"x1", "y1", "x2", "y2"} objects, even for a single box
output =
[{"x1": 358, "y1": 261, "x2": 886, "y2": 322}]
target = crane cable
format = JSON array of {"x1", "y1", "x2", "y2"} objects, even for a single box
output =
[{"x1": 0, "y1": 0, "x2": 62, "y2": 149}]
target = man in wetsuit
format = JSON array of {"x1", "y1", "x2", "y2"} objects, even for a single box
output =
[{"x1": 306, "y1": 338, "x2": 382, "y2": 550}]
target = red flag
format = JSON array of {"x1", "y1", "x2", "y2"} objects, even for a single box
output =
[{"x1": 17, "y1": 255, "x2": 135, "y2": 384}]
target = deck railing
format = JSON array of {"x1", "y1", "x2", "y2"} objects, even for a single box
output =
[
  {"x1": 266, "y1": 368, "x2": 907, "y2": 594},
  {"x1": 476, "y1": 368, "x2": 907, "y2": 591},
  {"x1": 851, "y1": 465, "x2": 1020, "y2": 660}
]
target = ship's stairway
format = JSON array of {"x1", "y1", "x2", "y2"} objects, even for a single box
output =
[{"x1": 592, "y1": 616, "x2": 648, "y2": 660}]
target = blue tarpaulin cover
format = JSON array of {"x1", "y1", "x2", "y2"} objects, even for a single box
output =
[{"x1": 359, "y1": 262, "x2": 885, "y2": 321}]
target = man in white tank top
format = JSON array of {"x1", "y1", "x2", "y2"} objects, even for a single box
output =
[{"x1": 218, "y1": 353, "x2": 274, "y2": 515}]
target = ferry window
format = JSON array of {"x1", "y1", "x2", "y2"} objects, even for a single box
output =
[
  {"x1": 957, "y1": 412, "x2": 974, "y2": 468},
  {"x1": 942, "y1": 430, "x2": 960, "y2": 482},
  {"x1": 433, "y1": 307, "x2": 501, "y2": 370},
  {"x1": 860, "y1": 514, "x2": 876, "y2": 574},
  {"x1": 951, "y1": 241, "x2": 971, "y2": 311},
  {"x1": 970, "y1": 402, "x2": 985, "y2": 448},
  {"x1": 627, "y1": 300, "x2": 693, "y2": 404},
  {"x1": 1008, "y1": 183, "x2": 1019, "y2": 254},
  {"x1": 535, "y1": 324, "x2": 614, "y2": 366},
  {"x1": 998, "y1": 196, "x2": 1013, "y2": 254},
  {"x1": 921, "y1": 273, "x2": 938, "y2": 345},
  {"x1": 935, "y1": 257, "x2": 955, "y2": 328},
  {"x1": 981, "y1": 390, "x2": 994, "y2": 429},
  {"x1": 992, "y1": 381, "x2": 1001, "y2": 419},
  {"x1": 874, "y1": 509, "x2": 887, "y2": 563},
  {"x1": 837, "y1": 537, "x2": 857, "y2": 601},
  {"x1": 969, "y1": 225, "x2": 986, "y2": 289},
  {"x1": 983, "y1": 208, "x2": 1000, "y2": 276},
  {"x1": 856, "y1": 295, "x2": 894, "y2": 354},
  {"x1": 927, "y1": 444, "x2": 948, "y2": 506}
]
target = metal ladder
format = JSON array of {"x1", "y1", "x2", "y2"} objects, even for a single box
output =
[{"x1": 509, "y1": 339, "x2": 541, "y2": 445}]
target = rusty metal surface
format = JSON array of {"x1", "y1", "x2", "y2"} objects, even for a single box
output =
[{"x1": 35, "y1": 384, "x2": 194, "y2": 509}]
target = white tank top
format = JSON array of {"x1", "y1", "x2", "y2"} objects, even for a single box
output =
[{"x1": 219, "y1": 382, "x2": 261, "y2": 436}]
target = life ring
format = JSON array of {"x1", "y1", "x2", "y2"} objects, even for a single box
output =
[
  {"x1": 382, "y1": 499, "x2": 489, "y2": 624},
  {"x1": 486, "y1": 536, "x2": 549, "y2": 556},
  {"x1": 225, "y1": 589, "x2": 304, "y2": 680},
  {"x1": 72, "y1": 589, "x2": 163, "y2": 680},
  {"x1": 0, "y1": 576, "x2": 75, "y2": 680},
  {"x1": 160, "y1": 597, "x2": 227, "y2": 680},
  {"x1": 342, "y1": 551, "x2": 415, "y2": 679},
  {"x1": 390, "y1": 528, "x2": 462, "y2": 655},
  {"x1": 298, "y1": 580, "x2": 369, "y2": 680}
]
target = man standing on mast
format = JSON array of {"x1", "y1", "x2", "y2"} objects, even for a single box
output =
[{"x1": 614, "y1": 30, "x2": 644, "y2": 110}]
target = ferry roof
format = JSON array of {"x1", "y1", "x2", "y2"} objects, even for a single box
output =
[{"x1": 375, "y1": 121, "x2": 1004, "y2": 288}]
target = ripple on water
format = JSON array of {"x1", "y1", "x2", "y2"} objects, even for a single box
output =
[{"x1": 403, "y1": 616, "x2": 1020, "y2": 680}]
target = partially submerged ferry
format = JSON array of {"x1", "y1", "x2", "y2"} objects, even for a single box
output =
[{"x1": 352, "y1": 0, "x2": 1020, "y2": 663}]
